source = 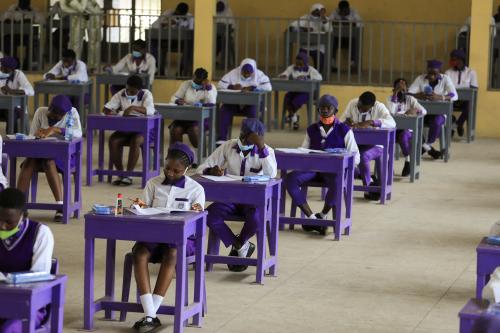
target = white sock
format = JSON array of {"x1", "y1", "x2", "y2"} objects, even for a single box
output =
[
  {"x1": 317, "y1": 212, "x2": 327, "y2": 219},
  {"x1": 237, "y1": 241, "x2": 250, "y2": 257},
  {"x1": 422, "y1": 143, "x2": 431, "y2": 152},
  {"x1": 56, "y1": 201, "x2": 63, "y2": 204},
  {"x1": 308, "y1": 214, "x2": 317, "y2": 219},
  {"x1": 152, "y1": 294, "x2": 164, "y2": 313},
  {"x1": 139, "y1": 293, "x2": 156, "y2": 318},
  {"x1": 291, "y1": 114, "x2": 298, "y2": 123},
  {"x1": 405, "y1": 156, "x2": 410, "y2": 162}
]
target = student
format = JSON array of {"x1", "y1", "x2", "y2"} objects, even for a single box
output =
[
  {"x1": 215, "y1": 0, "x2": 235, "y2": 26},
  {"x1": 0, "y1": 136, "x2": 8, "y2": 191},
  {"x1": 108, "y1": 39, "x2": 156, "y2": 94},
  {"x1": 340, "y1": 91, "x2": 396, "y2": 201},
  {"x1": 444, "y1": 49, "x2": 478, "y2": 137},
  {"x1": 217, "y1": 58, "x2": 272, "y2": 143},
  {"x1": 169, "y1": 68, "x2": 217, "y2": 157},
  {"x1": 386, "y1": 78, "x2": 427, "y2": 177},
  {"x1": 0, "y1": 56, "x2": 34, "y2": 132},
  {"x1": 289, "y1": 3, "x2": 332, "y2": 72},
  {"x1": 286, "y1": 94, "x2": 359, "y2": 234},
  {"x1": 131, "y1": 143, "x2": 204, "y2": 333},
  {"x1": 17, "y1": 95, "x2": 82, "y2": 222},
  {"x1": 279, "y1": 51, "x2": 322, "y2": 130},
  {"x1": 0, "y1": 188, "x2": 54, "y2": 332},
  {"x1": 198, "y1": 119, "x2": 277, "y2": 272},
  {"x1": 215, "y1": 0, "x2": 235, "y2": 66},
  {"x1": 104, "y1": 75, "x2": 155, "y2": 187},
  {"x1": 408, "y1": 59, "x2": 458, "y2": 159},
  {"x1": 151, "y1": 2, "x2": 194, "y2": 30}
]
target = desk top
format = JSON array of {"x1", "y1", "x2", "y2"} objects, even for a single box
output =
[
  {"x1": 217, "y1": 90, "x2": 269, "y2": 96},
  {"x1": 155, "y1": 103, "x2": 215, "y2": 111},
  {"x1": 4, "y1": 137, "x2": 82, "y2": 146},
  {"x1": 85, "y1": 210, "x2": 206, "y2": 225},
  {"x1": 477, "y1": 237, "x2": 500, "y2": 253},
  {"x1": 0, "y1": 275, "x2": 67, "y2": 295},
  {"x1": 0, "y1": 94, "x2": 27, "y2": 100},
  {"x1": 87, "y1": 114, "x2": 161, "y2": 121},
  {"x1": 353, "y1": 127, "x2": 396, "y2": 134},
  {"x1": 192, "y1": 175, "x2": 281, "y2": 188}
]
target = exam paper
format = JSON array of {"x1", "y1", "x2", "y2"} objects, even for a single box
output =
[
  {"x1": 201, "y1": 175, "x2": 239, "y2": 182},
  {"x1": 130, "y1": 205, "x2": 188, "y2": 215}
]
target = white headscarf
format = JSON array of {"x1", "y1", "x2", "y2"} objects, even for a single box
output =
[
  {"x1": 310, "y1": 3, "x2": 325, "y2": 14},
  {"x1": 218, "y1": 58, "x2": 272, "y2": 91}
]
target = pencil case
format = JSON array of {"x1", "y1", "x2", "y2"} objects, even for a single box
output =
[
  {"x1": 93, "y1": 204, "x2": 115, "y2": 215},
  {"x1": 324, "y1": 148, "x2": 348, "y2": 154},
  {"x1": 5, "y1": 271, "x2": 55, "y2": 284},
  {"x1": 487, "y1": 236, "x2": 500, "y2": 246},
  {"x1": 242, "y1": 175, "x2": 270, "y2": 182}
]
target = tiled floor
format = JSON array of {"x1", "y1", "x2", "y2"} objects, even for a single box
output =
[{"x1": 24, "y1": 127, "x2": 500, "y2": 332}]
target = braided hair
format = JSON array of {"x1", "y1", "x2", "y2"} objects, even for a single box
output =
[{"x1": 166, "y1": 149, "x2": 191, "y2": 168}]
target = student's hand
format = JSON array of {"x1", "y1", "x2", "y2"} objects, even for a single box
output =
[
  {"x1": 246, "y1": 132, "x2": 265, "y2": 149},
  {"x1": 209, "y1": 166, "x2": 225, "y2": 176},
  {"x1": 355, "y1": 121, "x2": 372, "y2": 129},
  {"x1": 191, "y1": 203, "x2": 203, "y2": 212},
  {"x1": 103, "y1": 108, "x2": 115, "y2": 115},
  {"x1": 123, "y1": 106, "x2": 137, "y2": 116},
  {"x1": 45, "y1": 73, "x2": 56, "y2": 80},
  {"x1": 230, "y1": 84, "x2": 242, "y2": 90},
  {"x1": 241, "y1": 86, "x2": 255, "y2": 92},
  {"x1": 1, "y1": 86, "x2": 11, "y2": 95},
  {"x1": 405, "y1": 108, "x2": 418, "y2": 116},
  {"x1": 37, "y1": 127, "x2": 57, "y2": 138},
  {"x1": 176, "y1": 98, "x2": 186, "y2": 105},
  {"x1": 344, "y1": 118, "x2": 354, "y2": 127},
  {"x1": 131, "y1": 198, "x2": 147, "y2": 208},
  {"x1": 430, "y1": 93, "x2": 445, "y2": 101}
]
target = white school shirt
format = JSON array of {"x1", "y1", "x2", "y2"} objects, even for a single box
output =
[
  {"x1": 385, "y1": 95, "x2": 427, "y2": 116},
  {"x1": 218, "y1": 58, "x2": 272, "y2": 91},
  {"x1": 329, "y1": 7, "x2": 363, "y2": 26},
  {"x1": 143, "y1": 175, "x2": 205, "y2": 210},
  {"x1": 151, "y1": 10, "x2": 194, "y2": 30},
  {"x1": 215, "y1": 0, "x2": 235, "y2": 26},
  {"x1": 280, "y1": 65, "x2": 323, "y2": 81},
  {"x1": 30, "y1": 107, "x2": 83, "y2": 138},
  {"x1": 104, "y1": 89, "x2": 155, "y2": 116},
  {"x1": 444, "y1": 67, "x2": 478, "y2": 89},
  {"x1": 1, "y1": 5, "x2": 45, "y2": 24},
  {"x1": 197, "y1": 139, "x2": 278, "y2": 178},
  {"x1": 44, "y1": 60, "x2": 89, "y2": 82},
  {"x1": 112, "y1": 53, "x2": 157, "y2": 84},
  {"x1": 340, "y1": 99, "x2": 396, "y2": 129},
  {"x1": 0, "y1": 70, "x2": 34, "y2": 96},
  {"x1": 0, "y1": 136, "x2": 7, "y2": 188},
  {"x1": 289, "y1": 14, "x2": 332, "y2": 54},
  {"x1": 408, "y1": 73, "x2": 458, "y2": 101},
  {"x1": 171, "y1": 81, "x2": 217, "y2": 105}
]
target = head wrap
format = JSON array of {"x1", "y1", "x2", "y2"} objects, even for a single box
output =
[
  {"x1": 241, "y1": 118, "x2": 265, "y2": 137},
  {"x1": 318, "y1": 94, "x2": 339, "y2": 109},
  {"x1": 0, "y1": 56, "x2": 18, "y2": 69},
  {"x1": 450, "y1": 49, "x2": 466, "y2": 61},
  {"x1": 50, "y1": 95, "x2": 72, "y2": 114},
  {"x1": 426, "y1": 59, "x2": 443, "y2": 70},
  {"x1": 310, "y1": 3, "x2": 325, "y2": 13},
  {"x1": 168, "y1": 142, "x2": 194, "y2": 165}
]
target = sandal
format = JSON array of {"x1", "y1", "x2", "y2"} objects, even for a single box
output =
[{"x1": 112, "y1": 178, "x2": 123, "y2": 186}]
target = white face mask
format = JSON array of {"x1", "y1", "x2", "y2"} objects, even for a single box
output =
[
  {"x1": 240, "y1": 75, "x2": 252, "y2": 82},
  {"x1": 125, "y1": 92, "x2": 137, "y2": 102},
  {"x1": 0, "y1": 72, "x2": 10, "y2": 79},
  {"x1": 237, "y1": 138, "x2": 254, "y2": 152}
]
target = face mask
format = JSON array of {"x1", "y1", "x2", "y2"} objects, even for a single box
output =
[
  {"x1": 237, "y1": 138, "x2": 254, "y2": 152},
  {"x1": 0, "y1": 226, "x2": 19, "y2": 240},
  {"x1": 320, "y1": 115, "x2": 335, "y2": 125},
  {"x1": 125, "y1": 92, "x2": 137, "y2": 103},
  {"x1": 396, "y1": 91, "x2": 406, "y2": 100},
  {"x1": 0, "y1": 72, "x2": 10, "y2": 79},
  {"x1": 132, "y1": 51, "x2": 143, "y2": 58},
  {"x1": 240, "y1": 75, "x2": 252, "y2": 82},
  {"x1": 191, "y1": 81, "x2": 203, "y2": 90}
]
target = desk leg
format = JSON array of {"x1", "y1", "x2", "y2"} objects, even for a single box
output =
[
  {"x1": 210, "y1": 108, "x2": 216, "y2": 154},
  {"x1": 274, "y1": 91, "x2": 279, "y2": 130},
  {"x1": 105, "y1": 239, "x2": 116, "y2": 320},
  {"x1": 86, "y1": 126, "x2": 94, "y2": 186},
  {"x1": 174, "y1": 241, "x2": 187, "y2": 333},
  {"x1": 160, "y1": 118, "x2": 165, "y2": 167},
  {"x1": 95, "y1": 83, "x2": 100, "y2": 121},
  {"x1": 192, "y1": 216, "x2": 206, "y2": 327},
  {"x1": 307, "y1": 89, "x2": 313, "y2": 127},
  {"x1": 34, "y1": 92, "x2": 39, "y2": 112},
  {"x1": 98, "y1": 130, "x2": 105, "y2": 183},
  {"x1": 50, "y1": 279, "x2": 66, "y2": 333},
  {"x1": 409, "y1": 124, "x2": 417, "y2": 183},
  {"x1": 380, "y1": 144, "x2": 389, "y2": 205},
  {"x1": 198, "y1": 115, "x2": 204, "y2": 164},
  {"x1": 22, "y1": 302, "x2": 36, "y2": 333},
  {"x1": 7, "y1": 101, "x2": 14, "y2": 135},
  {"x1": 268, "y1": 184, "x2": 280, "y2": 276},
  {"x1": 143, "y1": 129, "x2": 150, "y2": 188},
  {"x1": 416, "y1": 118, "x2": 423, "y2": 180},
  {"x1": 74, "y1": 144, "x2": 82, "y2": 218},
  {"x1": 62, "y1": 156, "x2": 71, "y2": 224},
  {"x1": 467, "y1": 100, "x2": 472, "y2": 143},
  {"x1": 344, "y1": 160, "x2": 354, "y2": 234},
  {"x1": 84, "y1": 237, "x2": 95, "y2": 330},
  {"x1": 79, "y1": 92, "x2": 85, "y2": 130},
  {"x1": 388, "y1": 133, "x2": 395, "y2": 199},
  {"x1": 9, "y1": 156, "x2": 17, "y2": 188},
  {"x1": 279, "y1": 170, "x2": 287, "y2": 231},
  {"x1": 334, "y1": 173, "x2": 343, "y2": 241},
  {"x1": 444, "y1": 109, "x2": 452, "y2": 162},
  {"x1": 256, "y1": 204, "x2": 267, "y2": 284}
]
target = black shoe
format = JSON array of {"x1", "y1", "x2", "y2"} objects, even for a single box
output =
[
  {"x1": 293, "y1": 115, "x2": 300, "y2": 130},
  {"x1": 311, "y1": 213, "x2": 327, "y2": 235},
  {"x1": 457, "y1": 126, "x2": 464, "y2": 137},
  {"x1": 301, "y1": 224, "x2": 315, "y2": 232},
  {"x1": 54, "y1": 211, "x2": 63, "y2": 222},
  {"x1": 364, "y1": 192, "x2": 381, "y2": 201},
  {"x1": 401, "y1": 161, "x2": 411, "y2": 177},
  {"x1": 133, "y1": 316, "x2": 161, "y2": 333},
  {"x1": 427, "y1": 147, "x2": 442, "y2": 160},
  {"x1": 228, "y1": 242, "x2": 255, "y2": 272}
]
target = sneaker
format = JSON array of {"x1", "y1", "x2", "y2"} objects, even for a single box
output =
[
  {"x1": 53, "y1": 211, "x2": 63, "y2": 222},
  {"x1": 401, "y1": 161, "x2": 411, "y2": 177},
  {"x1": 119, "y1": 177, "x2": 133, "y2": 186},
  {"x1": 293, "y1": 115, "x2": 300, "y2": 130},
  {"x1": 312, "y1": 213, "x2": 327, "y2": 235},
  {"x1": 427, "y1": 147, "x2": 442, "y2": 160},
  {"x1": 457, "y1": 126, "x2": 464, "y2": 137},
  {"x1": 132, "y1": 316, "x2": 161, "y2": 333},
  {"x1": 228, "y1": 242, "x2": 255, "y2": 272}
]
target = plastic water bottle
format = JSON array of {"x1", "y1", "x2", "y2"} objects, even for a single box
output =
[
  {"x1": 64, "y1": 115, "x2": 74, "y2": 141},
  {"x1": 424, "y1": 85, "x2": 433, "y2": 95},
  {"x1": 115, "y1": 193, "x2": 123, "y2": 216}
]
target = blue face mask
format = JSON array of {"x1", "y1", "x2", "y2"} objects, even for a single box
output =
[
  {"x1": 0, "y1": 72, "x2": 10, "y2": 79},
  {"x1": 191, "y1": 81, "x2": 203, "y2": 90},
  {"x1": 237, "y1": 138, "x2": 254, "y2": 152},
  {"x1": 240, "y1": 75, "x2": 252, "y2": 82},
  {"x1": 125, "y1": 92, "x2": 137, "y2": 102},
  {"x1": 132, "y1": 51, "x2": 143, "y2": 59}
]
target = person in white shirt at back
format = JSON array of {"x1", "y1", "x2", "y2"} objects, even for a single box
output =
[
  {"x1": 103, "y1": 75, "x2": 155, "y2": 187},
  {"x1": 444, "y1": 49, "x2": 478, "y2": 138}
]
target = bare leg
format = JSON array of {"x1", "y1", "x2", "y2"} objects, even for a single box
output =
[
  {"x1": 133, "y1": 244, "x2": 152, "y2": 295},
  {"x1": 17, "y1": 158, "x2": 39, "y2": 193},
  {"x1": 126, "y1": 134, "x2": 144, "y2": 171},
  {"x1": 42, "y1": 159, "x2": 63, "y2": 202},
  {"x1": 109, "y1": 132, "x2": 127, "y2": 171},
  {"x1": 186, "y1": 125, "x2": 199, "y2": 149},
  {"x1": 169, "y1": 125, "x2": 185, "y2": 145},
  {"x1": 152, "y1": 248, "x2": 177, "y2": 296},
  {"x1": 298, "y1": 203, "x2": 313, "y2": 217}
]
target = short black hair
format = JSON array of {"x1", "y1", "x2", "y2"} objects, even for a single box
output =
[
  {"x1": 393, "y1": 78, "x2": 407, "y2": 88},
  {"x1": 194, "y1": 67, "x2": 208, "y2": 80},
  {"x1": 166, "y1": 149, "x2": 191, "y2": 167},
  {"x1": 126, "y1": 75, "x2": 144, "y2": 89},
  {"x1": 216, "y1": 1, "x2": 225, "y2": 13},
  {"x1": 175, "y1": 2, "x2": 189, "y2": 15},
  {"x1": 359, "y1": 91, "x2": 376, "y2": 106},
  {"x1": 338, "y1": 0, "x2": 350, "y2": 9},
  {"x1": 0, "y1": 188, "x2": 26, "y2": 210},
  {"x1": 132, "y1": 39, "x2": 147, "y2": 50},
  {"x1": 62, "y1": 49, "x2": 76, "y2": 60}
]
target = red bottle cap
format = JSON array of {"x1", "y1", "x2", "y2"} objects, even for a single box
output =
[{"x1": 117, "y1": 193, "x2": 123, "y2": 198}]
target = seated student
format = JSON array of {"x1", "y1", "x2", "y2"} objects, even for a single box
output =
[
  {"x1": 17, "y1": 95, "x2": 82, "y2": 222},
  {"x1": 151, "y1": 2, "x2": 194, "y2": 30},
  {"x1": 329, "y1": 0, "x2": 362, "y2": 70},
  {"x1": 107, "y1": 39, "x2": 156, "y2": 94},
  {"x1": 131, "y1": 143, "x2": 204, "y2": 333},
  {"x1": 44, "y1": 49, "x2": 89, "y2": 109},
  {"x1": 0, "y1": 136, "x2": 8, "y2": 191},
  {"x1": 408, "y1": 59, "x2": 458, "y2": 159},
  {"x1": 444, "y1": 49, "x2": 478, "y2": 137},
  {"x1": 217, "y1": 58, "x2": 272, "y2": 143},
  {"x1": 289, "y1": 3, "x2": 332, "y2": 73},
  {"x1": 279, "y1": 51, "x2": 322, "y2": 130},
  {"x1": 169, "y1": 68, "x2": 217, "y2": 158},
  {"x1": 215, "y1": 0, "x2": 235, "y2": 66},
  {"x1": 0, "y1": 56, "x2": 34, "y2": 132},
  {"x1": 386, "y1": 78, "x2": 427, "y2": 177},
  {"x1": 340, "y1": 91, "x2": 396, "y2": 201},
  {"x1": 198, "y1": 119, "x2": 277, "y2": 272},
  {"x1": 103, "y1": 75, "x2": 155, "y2": 187},
  {"x1": 286, "y1": 94, "x2": 359, "y2": 234},
  {"x1": 0, "y1": 188, "x2": 54, "y2": 333}
]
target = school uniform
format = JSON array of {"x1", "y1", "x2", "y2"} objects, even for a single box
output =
[
  {"x1": 135, "y1": 175, "x2": 205, "y2": 260},
  {"x1": 197, "y1": 139, "x2": 277, "y2": 248},
  {"x1": 386, "y1": 94, "x2": 427, "y2": 157},
  {"x1": 44, "y1": 60, "x2": 90, "y2": 109},
  {"x1": 286, "y1": 118, "x2": 359, "y2": 208},
  {"x1": 329, "y1": 7, "x2": 362, "y2": 65},
  {"x1": 0, "y1": 136, "x2": 8, "y2": 191},
  {"x1": 112, "y1": 53, "x2": 157, "y2": 87},
  {"x1": 445, "y1": 66, "x2": 478, "y2": 128},
  {"x1": 0, "y1": 68, "x2": 34, "y2": 132},
  {"x1": 217, "y1": 59, "x2": 272, "y2": 141},
  {"x1": 408, "y1": 73, "x2": 457, "y2": 144},
  {"x1": 170, "y1": 80, "x2": 217, "y2": 131},
  {"x1": 280, "y1": 59, "x2": 322, "y2": 113},
  {"x1": 340, "y1": 99, "x2": 396, "y2": 186},
  {"x1": 151, "y1": 10, "x2": 194, "y2": 30},
  {"x1": 0, "y1": 219, "x2": 54, "y2": 332}
]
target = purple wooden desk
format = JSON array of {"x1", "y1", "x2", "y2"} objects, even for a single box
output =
[
  {"x1": 0, "y1": 275, "x2": 67, "y2": 333},
  {"x1": 4, "y1": 137, "x2": 83, "y2": 224},
  {"x1": 192, "y1": 175, "x2": 281, "y2": 285},
  {"x1": 86, "y1": 114, "x2": 161, "y2": 188},
  {"x1": 83, "y1": 211, "x2": 207, "y2": 333},
  {"x1": 458, "y1": 298, "x2": 491, "y2": 333},
  {"x1": 353, "y1": 128, "x2": 396, "y2": 204},
  {"x1": 476, "y1": 237, "x2": 500, "y2": 299},
  {"x1": 275, "y1": 150, "x2": 355, "y2": 241}
]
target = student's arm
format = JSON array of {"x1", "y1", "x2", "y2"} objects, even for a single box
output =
[
  {"x1": 171, "y1": 81, "x2": 189, "y2": 104},
  {"x1": 205, "y1": 84, "x2": 217, "y2": 104},
  {"x1": 279, "y1": 65, "x2": 293, "y2": 78},
  {"x1": 339, "y1": 100, "x2": 355, "y2": 123},
  {"x1": 67, "y1": 61, "x2": 88, "y2": 81},
  {"x1": 29, "y1": 109, "x2": 43, "y2": 136},
  {"x1": 443, "y1": 76, "x2": 458, "y2": 101},
  {"x1": 31, "y1": 225, "x2": 54, "y2": 273},
  {"x1": 470, "y1": 69, "x2": 479, "y2": 88},
  {"x1": 300, "y1": 134, "x2": 311, "y2": 148},
  {"x1": 409, "y1": 96, "x2": 427, "y2": 115},
  {"x1": 197, "y1": 144, "x2": 227, "y2": 175},
  {"x1": 309, "y1": 67, "x2": 323, "y2": 81},
  {"x1": 112, "y1": 55, "x2": 128, "y2": 74},
  {"x1": 15, "y1": 71, "x2": 34, "y2": 96},
  {"x1": 259, "y1": 145, "x2": 278, "y2": 178},
  {"x1": 217, "y1": 70, "x2": 233, "y2": 90},
  {"x1": 373, "y1": 103, "x2": 396, "y2": 128},
  {"x1": 258, "y1": 73, "x2": 272, "y2": 91},
  {"x1": 146, "y1": 54, "x2": 156, "y2": 84},
  {"x1": 344, "y1": 130, "x2": 360, "y2": 166},
  {"x1": 407, "y1": 76, "x2": 421, "y2": 95},
  {"x1": 141, "y1": 91, "x2": 156, "y2": 115},
  {"x1": 142, "y1": 180, "x2": 155, "y2": 207},
  {"x1": 103, "y1": 92, "x2": 121, "y2": 114},
  {"x1": 191, "y1": 184, "x2": 206, "y2": 209},
  {"x1": 44, "y1": 61, "x2": 62, "y2": 79}
]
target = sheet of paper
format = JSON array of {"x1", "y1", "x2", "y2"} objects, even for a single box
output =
[
  {"x1": 46, "y1": 79, "x2": 68, "y2": 83},
  {"x1": 201, "y1": 175, "x2": 239, "y2": 182},
  {"x1": 226, "y1": 175, "x2": 243, "y2": 181},
  {"x1": 6, "y1": 135, "x2": 37, "y2": 140},
  {"x1": 0, "y1": 272, "x2": 5, "y2": 282},
  {"x1": 130, "y1": 205, "x2": 189, "y2": 215},
  {"x1": 218, "y1": 89, "x2": 242, "y2": 93},
  {"x1": 276, "y1": 148, "x2": 304, "y2": 154},
  {"x1": 297, "y1": 147, "x2": 328, "y2": 154}
]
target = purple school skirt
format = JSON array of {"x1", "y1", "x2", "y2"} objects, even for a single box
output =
[
  {"x1": 55, "y1": 152, "x2": 78, "y2": 174},
  {"x1": 134, "y1": 238, "x2": 196, "y2": 263}
]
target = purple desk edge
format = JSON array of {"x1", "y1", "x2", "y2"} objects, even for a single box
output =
[
  {"x1": 275, "y1": 150, "x2": 355, "y2": 241},
  {"x1": 86, "y1": 114, "x2": 161, "y2": 188},
  {"x1": 83, "y1": 211, "x2": 207, "y2": 333},
  {"x1": 476, "y1": 237, "x2": 500, "y2": 299},
  {"x1": 458, "y1": 298, "x2": 491, "y2": 333},
  {"x1": 0, "y1": 275, "x2": 68, "y2": 333},
  {"x1": 193, "y1": 176, "x2": 281, "y2": 285},
  {"x1": 4, "y1": 138, "x2": 82, "y2": 224}
]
